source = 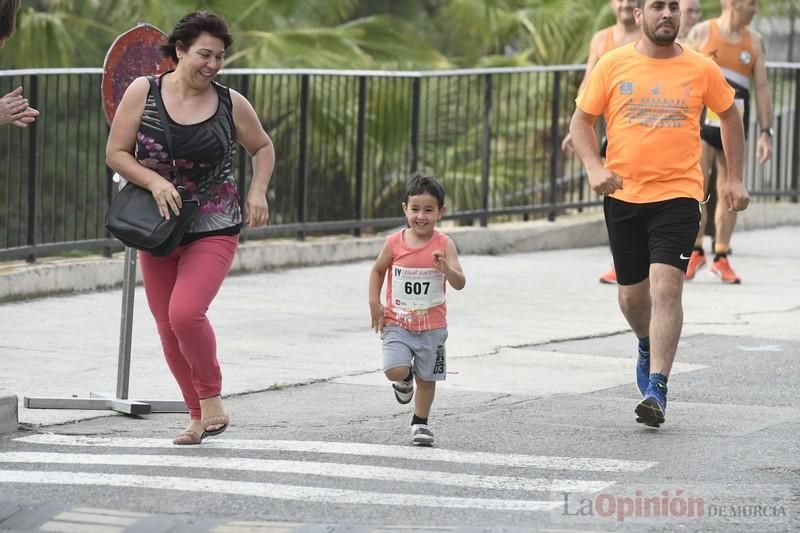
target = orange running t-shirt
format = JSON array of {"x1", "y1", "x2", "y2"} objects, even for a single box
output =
[{"x1": 576, "y1": 42, "x2": 735, "y2": 203}]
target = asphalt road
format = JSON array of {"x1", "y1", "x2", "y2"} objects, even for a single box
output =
[
  {"x1": 1, "y1": 226, "x2": 798, "y2": 532},
  {"x1": 1, "y1": 331, "x2": 798, "y2": 532}
]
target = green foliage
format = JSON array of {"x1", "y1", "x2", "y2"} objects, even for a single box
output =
[{"x1": 1, "y1": 0, "x2": 795, "y2": 69}]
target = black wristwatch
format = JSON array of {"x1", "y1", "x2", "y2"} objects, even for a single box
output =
[{"x1": 761, "y1": 127, "x2": 774, "y2": 137}]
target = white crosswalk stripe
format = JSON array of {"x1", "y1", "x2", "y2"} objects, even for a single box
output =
[
  {"x1": 0, "y1": 470, "x2": 561, "y2": 512},
  {"x1": 14, "y1": 434, "x2": 656, "y2": 472},
  {"x1": 0, "y1": 452, "x2": 611, "y2": 493},
  {"x1": 2, "y1": 433, "x2": 657, "y2": 513}
]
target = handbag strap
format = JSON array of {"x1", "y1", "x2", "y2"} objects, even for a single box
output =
[{"x1": 147, "y1": 76, "x2": 183, "y2": 187}]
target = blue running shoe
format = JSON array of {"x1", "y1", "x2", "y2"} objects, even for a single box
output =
[
  {"x1": 636, "y1": 347, "x2": 650, "y2": 396},
  {"x1": 635, "y1": 381, "x2": 667, "y2": 428}
]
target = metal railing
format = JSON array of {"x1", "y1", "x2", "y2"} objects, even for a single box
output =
[{"x1": 1, "y1": 64, "x2": 798, "y2": 261}]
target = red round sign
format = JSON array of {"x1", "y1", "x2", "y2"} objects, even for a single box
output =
[{"x1": 101, "y1": 24, "x2": 175, "y2": 124}]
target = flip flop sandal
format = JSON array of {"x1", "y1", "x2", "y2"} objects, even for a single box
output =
[
  {"x1": 172, "y1": 429, "x2": 203, "y2": 445},
  {"x1": 201, "y1": 415, "x2": 229, "y2": 438}
]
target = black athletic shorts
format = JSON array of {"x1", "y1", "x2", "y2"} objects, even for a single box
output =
[
  {"x1": 700, "y1": 78, "x2": 750, "y2": 151},
  {"x1": 604, "y1": 196, "x2": 701, "y2": 286}
]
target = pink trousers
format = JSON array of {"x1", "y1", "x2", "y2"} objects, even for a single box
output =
[{"x1": 138, "y1": 235, "x2": 238, "y2": 419}]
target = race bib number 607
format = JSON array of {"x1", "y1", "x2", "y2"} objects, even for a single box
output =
[{"x1": 392, "y1": 266, "x2": 445, "y2": 310}]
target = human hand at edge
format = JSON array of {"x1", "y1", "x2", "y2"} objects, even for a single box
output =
[
  {"x1": 0, "y1": 87, "x2": 30, "y2": 126},
  {"x1": 11, "y1": 106, "x2": 39, "y2": 128}
]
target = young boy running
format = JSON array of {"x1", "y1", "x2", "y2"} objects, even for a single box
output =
[{"x1": 368, "y1": 174, "x2": 466, "y2": 446}]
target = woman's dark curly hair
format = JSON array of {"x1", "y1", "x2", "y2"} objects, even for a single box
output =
[{"x1": 161, "y1": 11, "x2": 233, "y2": 63}]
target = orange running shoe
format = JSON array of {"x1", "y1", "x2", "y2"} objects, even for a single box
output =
[
  {"x1": 599, "y1": 266, "x2": 617, "y2": 284},
  {"x1": 710, "y1": 257, "x2": 741, "y2": 284},
  {"x1": 685, "y1": 250, "x2": 706, "y2": 280}
]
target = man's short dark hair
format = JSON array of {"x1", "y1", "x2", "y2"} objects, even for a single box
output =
[
  {"x1": 404, "y1": 173, "x2": 445, "y2": 208},
  {"x1": 161, "y1": 11, "x2": 233, "y2": 63},
  {"x1": 0, "y1": 0, "x2": 21, "y2": 40}
]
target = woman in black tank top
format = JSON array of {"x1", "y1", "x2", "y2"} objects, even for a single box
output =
[{"x1": 106, "y1": 11, "x2": 275, "y2": 445}]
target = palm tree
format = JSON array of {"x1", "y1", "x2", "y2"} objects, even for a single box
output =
[{"x1": 0, "y1": 0, "x2": 447, "y2": 69}]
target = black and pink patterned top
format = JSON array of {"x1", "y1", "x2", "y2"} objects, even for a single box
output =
[{"x1": 136, "y1": 72, "x2": 241, "y2": 243}]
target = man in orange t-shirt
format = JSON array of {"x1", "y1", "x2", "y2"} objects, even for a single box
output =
[{"x1": 569, "y1": 0, "x2": 749, "y2": 428}]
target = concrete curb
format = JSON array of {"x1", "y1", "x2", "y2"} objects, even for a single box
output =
[
  {"x1": 0, "y1": 395, "x2": 18, "y2": 434},
  {"x1": 1, "y1": 203, "x2": 799, "y2": 304}
]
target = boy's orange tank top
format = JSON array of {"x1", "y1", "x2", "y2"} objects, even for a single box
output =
[
  {"x1": 384, "y1": 229, "x2": 449, "y2": 332},
  {"x1": 698, "y1": 20, "x2": 756, "y2": 89}
]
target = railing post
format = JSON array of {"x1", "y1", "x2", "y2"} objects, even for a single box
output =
[
  {"x1": 297, "y1": 74, "x2": 310, "y2": 239},
  {"x1": 548, "y1": 71, "x2": 561, "y2": 222},
  {"x1": 792, "y1": 68, "x2": 800, "y2": 203},
  {"x1": 480, "y1": 74, "x2": 492, "y2": 227},
  {"x1": 354, "y1": 76, "x2": 367, "y2": 237},
  {"x1": 103, "y1": 163, "x2": 114, "y2": 258},
  {"x1": 25, "y1": 75, "x2": 39, "y2": 262},
  {"x1": 410, "y1": 77, "x2": 421, "y2": 174}
]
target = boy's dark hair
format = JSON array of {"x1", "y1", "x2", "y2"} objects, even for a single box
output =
[
  {"x1": 404, "y1": 174, "x2": 445, "y2": 208},
  {"x1": 161, "y1": 11, "x2": 233, "y2": 63},
  {"x1": 0, "y1": 0, "x2": 21, "y2": 40}
]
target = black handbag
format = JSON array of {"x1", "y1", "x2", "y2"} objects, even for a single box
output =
[{"x1": 105, "y1": 77, "x2": 199, "y2": 257}]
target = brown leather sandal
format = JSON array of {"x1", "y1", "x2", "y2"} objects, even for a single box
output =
[
  {"x1": 172, "y1": 429, "x2": 203, "y2": 445},
  {"x1": 201, "y1": 415, "x2": 229, "y2": 438}
]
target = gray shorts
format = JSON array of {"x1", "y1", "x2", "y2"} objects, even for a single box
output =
[{"x1": 381, "y1": 324, "x2": 448, "y2": 382}]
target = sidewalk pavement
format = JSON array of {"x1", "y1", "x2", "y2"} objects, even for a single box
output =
[{"x1": 1, "y1": 203, "x2": 799, "y2": 430}]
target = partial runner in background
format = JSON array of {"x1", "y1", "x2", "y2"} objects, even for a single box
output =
[
  {"x1": 561, "y1": 0, "x2": 641, "y2": 285},
  {"x1": 685, "y1": 0, "x2": 772, "y2": 284},
  {"x1": 678, "y1": 0, "x2": 702, "y2": 40}
]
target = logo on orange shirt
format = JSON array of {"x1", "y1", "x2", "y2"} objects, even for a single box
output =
[
  {"x1": 739, "y1": 51, "x2": 752, "y2": 65},
  {"x1": 620, "y1": 81, "x2": 633, "y2": 95}
]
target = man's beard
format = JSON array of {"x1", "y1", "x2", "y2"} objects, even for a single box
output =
[{"x1": 644, "y1": 21, "x2": 678, "y2": 45}]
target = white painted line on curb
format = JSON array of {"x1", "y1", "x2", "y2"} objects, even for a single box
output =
[
  {"x1": 14, "y1": 434, "x2": 655, "y2": 473},
  {"x1": 40, "y1": 521, "x2": 122, "y2": 533},
  {"x1": 51, "y1": 510, "x2": 137, "y2": 526},
  {"x1": 0, "y1": 452, "x2": 612, "y2": 493},
  {"x1": 0, "y1": 470, "x2": 561, "y2": 512}
]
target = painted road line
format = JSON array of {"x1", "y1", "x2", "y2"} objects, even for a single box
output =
[
  {"x1": 14, "y1": 434, "x2": 655, "y2": 473},
  {"x1": 0, "y1": 470, "x2": 561, "y2": 512},
  {"x1": 40, "y1": 522, "x2": 121, "y2": 533},
  {"x1": 212, "y1": 522, "x2": 304, "y2": 533},
  {"x1": 0, "y1": 452, "x2": 612, "y2": 493},
  {"x1": 48, "y1": 510, "x2": 139, "y2": 526}
]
